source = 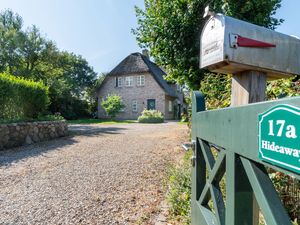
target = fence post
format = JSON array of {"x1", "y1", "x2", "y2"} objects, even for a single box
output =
[{"x1": 228, "y1": 71, "x2": 266, "y2": 225}]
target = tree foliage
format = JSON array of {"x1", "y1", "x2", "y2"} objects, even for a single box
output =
[
  {"x1": 0, "y1": 9, "x2": 97, "y2": 119},
  {"x1": 133, "y1": 0, "x2": 283, "y2": 89},
  {"x1": 221, "y1": 0, "x2": 283, "y2": 29},
  {"x1": 101, "y1": 94, "x2": 125, "y2": 118},
  {"x1": 200, "y1": 73, "x2": 231, "y2": 109}
]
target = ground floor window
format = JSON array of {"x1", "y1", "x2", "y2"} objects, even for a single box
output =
[
  {"x1": 168, "y1": 100, "x2": 172, "y2": 112},
  {"x1": 132, "y1": 100, "x2": 138, "y2": 112},
  {"x1": 119, "y1": 105, "x2": 125, "y2": 112}
]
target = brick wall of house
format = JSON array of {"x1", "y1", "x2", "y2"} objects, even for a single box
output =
[
  {"x1": 165, "y1": 95, "x2": 175, "y2": 120},
  {"x1": 97, "y1": 72, "x2": 172, "y2": 120},
  {"x1": 169, "y1": 84, "x2": 186, "y2": 119}
]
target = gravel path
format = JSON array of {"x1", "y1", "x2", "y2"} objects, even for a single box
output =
[{"x1": 0, "y1": 122, "x2": 187, "y2": 225}]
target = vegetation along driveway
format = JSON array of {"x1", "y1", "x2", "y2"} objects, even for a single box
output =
[{"x1": 0, "y1": 122, "x2": 188, "y2": 224}]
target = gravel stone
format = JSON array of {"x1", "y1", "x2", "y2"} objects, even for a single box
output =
[{"x1": 0, "y1": 122, "x2": 187, "y2": 225}]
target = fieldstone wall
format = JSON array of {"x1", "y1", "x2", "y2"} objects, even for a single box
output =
[{"x1": 0, "y1": 121, "x2": 68, "y2": 150}]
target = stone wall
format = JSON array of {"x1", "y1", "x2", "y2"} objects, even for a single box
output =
[{"x1": 0, "y1": 120, "x2": 68, "y2": 150}]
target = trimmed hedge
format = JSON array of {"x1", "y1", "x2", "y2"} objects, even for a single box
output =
[
  {"x1": 138, "y1": 109, "x2": 164, "y2": 123},
  {"x1": 0, "y1": 73, "x2": 49, "y2": 120}
]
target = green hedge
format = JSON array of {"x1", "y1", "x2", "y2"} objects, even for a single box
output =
[
  {"x1": 138, "y1": 109, "x2": 164, "y2": 123},
  {"x1": 0, "y1": 73, "x2": 49, "y2": 120}
]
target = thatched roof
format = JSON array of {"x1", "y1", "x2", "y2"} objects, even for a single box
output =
[{"x1": 107, "y1": 52, "x2": 177, "y2": 97}]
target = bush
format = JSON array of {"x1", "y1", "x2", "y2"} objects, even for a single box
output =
[
  {"x1": 0, "y1": 114, "x2": 65, "y2": 124},
  {"x1": 101, "y1": 94, "x2": 125, "y2": 118},
  {"x1": 167, "y1": 151, "x2": 192, "y2": 224},
  {"x1": 269, "y1": 172, "x2": 300, "y2": 223},
  {"x1": 138, "y1": 109, "x2": 164, "y2": 123},
  {"x1": 0, "y1": 73, "x2": 49, "y2": 120},
  {"x1": 37, "y1": 113, "x2": 65, "y2": 121}
]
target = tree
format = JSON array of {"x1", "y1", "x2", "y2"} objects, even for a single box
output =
[
  {"x1": 18, "y1": 25, "x2": 47, "y2": 78},
  {"x1": 101, "y1": 94, "x2": 125, "y2": 119},
  {"x1": 0, "y1": 9, "x2": 24, "y2": 74},
  {"x1": 0, "y1": 9, "x2": 98, "y2": 119},
  {"x1": 221, "y1": 0, "x2": 283, "y2": 30},
  {"x1": 86, "y1": 73, "x2": 107, "y2": 115},
  {"x1": 133, "y1": 0, "x2": 283, "y2": 90},
  {"x1": 46, "y1": 52, "x2": 97, "y2": 119}
]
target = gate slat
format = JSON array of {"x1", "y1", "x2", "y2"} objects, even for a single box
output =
[{"x1": 241, "y1": 158, "x2": 292, "y2": 225}]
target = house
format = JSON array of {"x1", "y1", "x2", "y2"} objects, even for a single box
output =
[{"x1": 96, "y1": 51, "x2": 185, "y2": 120}]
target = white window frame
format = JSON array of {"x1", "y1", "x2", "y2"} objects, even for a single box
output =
[
  {"x1": 168, "y1": 100, "x2": 172, "y2": 112},
  {"x1": 132, "y1": 100, "x2": 138, "y2": 112},
  {"x1": 125, "y1": 76, "x2": 133, "y2": 87},
  {"x1": 119, "y1": 106, "x2": 125, "y2": 112},
  {"x1": 137, "y1": 75, "x2": 145, "y2": 86},
  {"x1": 117, "y1": 77, "x2": 123, "y2": 87}
]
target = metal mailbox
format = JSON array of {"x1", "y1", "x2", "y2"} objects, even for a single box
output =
[{"x1": 200, "y1": 14, "x2": 300, "y2": 78}]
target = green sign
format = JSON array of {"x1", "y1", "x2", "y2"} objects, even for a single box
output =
[{"x1": 259, "y1": 104, "x2": 300, "y2": 174}]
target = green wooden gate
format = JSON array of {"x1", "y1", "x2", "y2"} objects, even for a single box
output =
[{"x1": 191, "y1": 91, "x2": 300, "y2": 225}]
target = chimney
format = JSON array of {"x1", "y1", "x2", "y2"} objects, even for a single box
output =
[{"x1": 142, "y1": 49, "x2": 149, "y2": 59}]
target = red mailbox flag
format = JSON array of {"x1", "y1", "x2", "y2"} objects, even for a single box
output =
[{"x1": 237, "y1": 35, "x2": 276, "y2": 48}]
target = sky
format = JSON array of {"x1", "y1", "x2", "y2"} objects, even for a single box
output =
[{"x1": 0, "y1": 0, "x2": 299, "y2": 75}]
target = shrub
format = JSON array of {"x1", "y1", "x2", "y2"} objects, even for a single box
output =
[
  {"x1": 167, "y1": 151, "x2": 192, "y2": 224},
  {"x1": 138, "y1": 109, "x2": 164, "y2": 123},
  {"x1": 0, "y1": 73, "x2": 49, "y2": 120},
  {"x1": 37, "y1": 113, "x2": 65, "y2": 121},
  {"x1": 101, "y1": 94, "x2": 125, "y2": 118},
  {"x1": 269, "y1": 172, "x2": 300, "y2": 223},
  {"x1": 0, "y1": 114, "x2": 65, "y2": 124}
]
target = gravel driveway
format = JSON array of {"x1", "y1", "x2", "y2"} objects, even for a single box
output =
[{"x1": 0, "y1": 122, "x2": 187, "y2": 225}]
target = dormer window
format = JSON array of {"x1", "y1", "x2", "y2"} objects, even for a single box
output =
[
  {"x1": 125, "y1": 76, "x2": 133, "y2": 87},
  {"x1": 137, "y1": 75, "x2": 145, "y2": 86}
]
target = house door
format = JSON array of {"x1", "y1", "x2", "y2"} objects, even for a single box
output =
[
  {"x1": 147, "y1": 99, "x2": 156, "y2": 110},
  {"x1": 177, "y1": 104, "x2": 181, "y2": 119}
]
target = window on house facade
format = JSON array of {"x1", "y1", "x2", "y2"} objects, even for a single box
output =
[
  {"x1": 137, "y1": 75, "x2": 145, "y2": 86},
  {"x1": 169, "y1": 100, "x2": 172, "y2": 112},
  {"x1": 119, "y1": 105, "x2": 125, "y2": 112},
  {"x1": 176, "y1": 84, "x2": 181, "y2": 92},
  {"x1": 132, "y1": 100, "x2": 138, "y2": 112},
  {"x1": 125, "y1": 76, "x2": 133, "y2": 87},
  {"x1": 117, "y1": 77, "x2": 123, "y2": 87}
]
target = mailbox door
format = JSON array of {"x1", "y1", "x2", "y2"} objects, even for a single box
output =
[{"x1": 200, "y1": 16, "x2": 225, "y2": 69}]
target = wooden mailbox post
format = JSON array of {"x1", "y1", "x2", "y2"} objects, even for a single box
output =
[{"x1": 193, "y1": 13, "x2": 300, "y2": 225}]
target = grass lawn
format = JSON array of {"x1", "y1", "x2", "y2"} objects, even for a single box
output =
[
  {"x1": 178, "y1": 121, "x2": 188, "y2": 125},
  {"x1": 67, "y1": 118, "x2": 136, "y2": 125}
]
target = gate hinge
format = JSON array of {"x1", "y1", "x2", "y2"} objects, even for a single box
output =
[
  {"x1": 182, "y1": 140, "x2": 196, "y2": 152},
  {"x1": 182, "y1": 140, "x2": 196, "y2": 167}
]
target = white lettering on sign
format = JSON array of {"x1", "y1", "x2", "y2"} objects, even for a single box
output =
[
  {"x1": 261, "y1": 140, "x2": 300, "y2": 158},
  {"x1": 268, "y1": 120, "x2": 297, "y2": 139}
]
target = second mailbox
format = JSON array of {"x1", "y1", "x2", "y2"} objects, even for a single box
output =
[{"x1": 200, "y1": 14, "x2": 300, "y2": 78}]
